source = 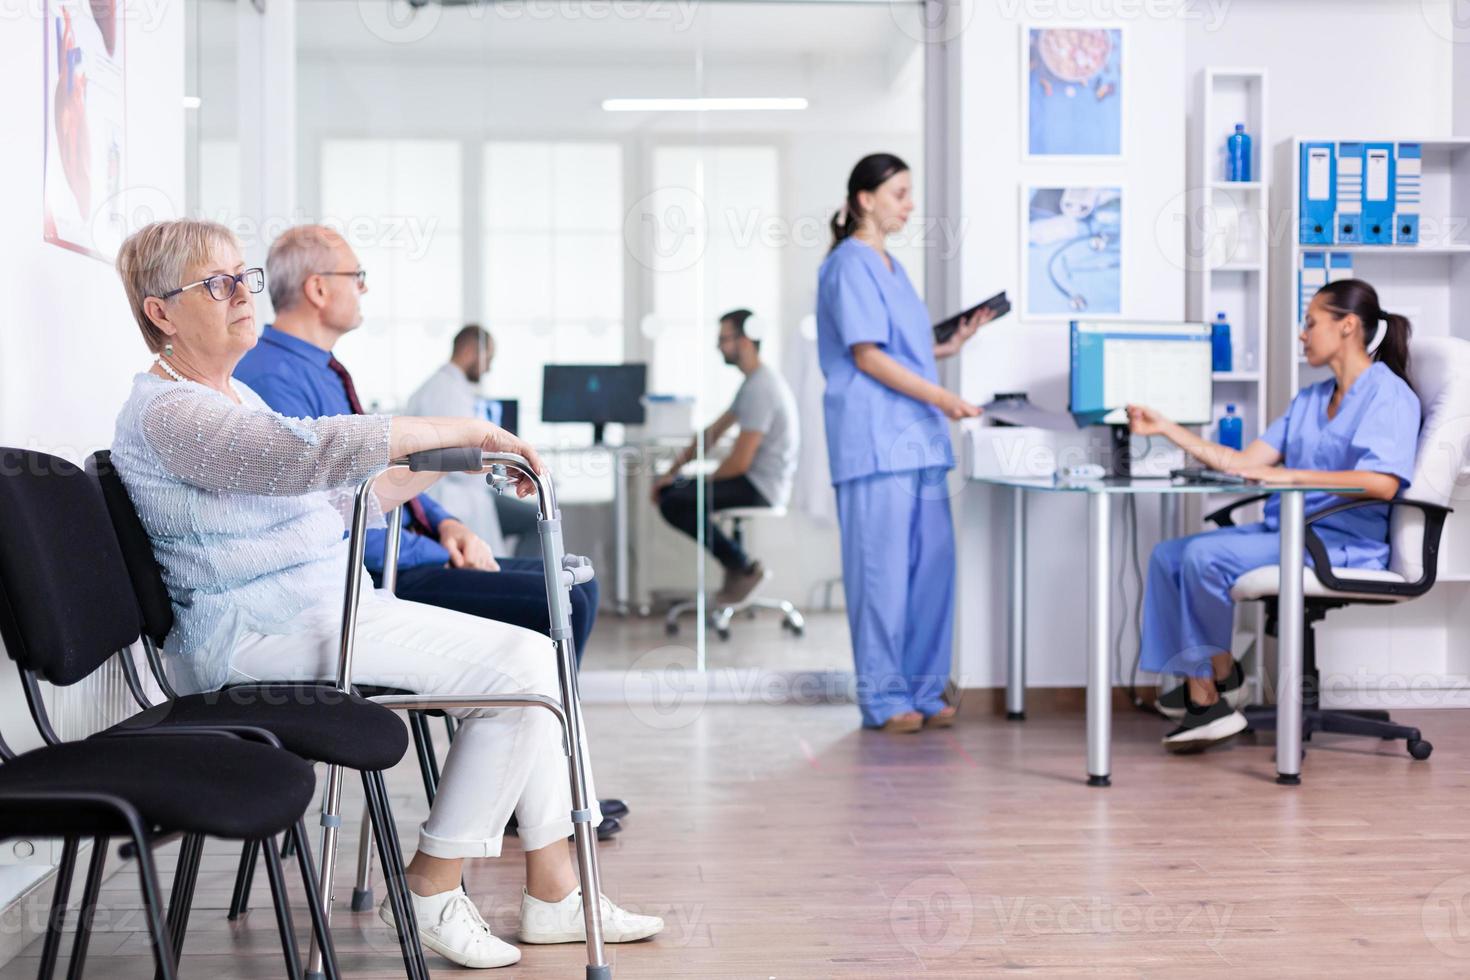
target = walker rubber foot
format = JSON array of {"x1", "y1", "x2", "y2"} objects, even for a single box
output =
[
  {"x1": 1276, "y1": 772, "x2": 1301, "y2": 785},
  {"x1": 1006, "y1": 711, "x2": 1026, "y2": 721},
  {"x1": 350, "y1": 887, "x2": 374, "y2": 912},
  {"x1": 306, "y1": 972, "x2": 325, "y2": 980},
  {"x1": 586, "y1": 966, "x2": 613, "y2": 980},
  {"x1": 1087, "y1": 775, "x2": 1111, "y2": 787}
]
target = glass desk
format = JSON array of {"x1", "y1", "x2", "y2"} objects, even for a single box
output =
[{"x1": 969, "y1": 475, "x2": 1363, "y2": 787}]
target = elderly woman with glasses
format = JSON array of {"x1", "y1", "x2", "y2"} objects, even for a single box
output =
[{"x1": 109, "y1": 220, "x2": 662, "y2": 969}]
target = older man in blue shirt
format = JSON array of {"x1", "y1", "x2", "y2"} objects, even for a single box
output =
[{"x1": 236, "y1": 225, "x2": 625, "y2": 830}]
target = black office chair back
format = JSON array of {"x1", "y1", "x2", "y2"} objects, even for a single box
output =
[
  {"x1": 89, "y1": 450, "x2": 175, "y2": 646},
  {"x1": 0, "y1": 449, "x2": 142, "y2": 686}
]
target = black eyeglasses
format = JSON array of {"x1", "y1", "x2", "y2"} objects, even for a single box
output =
[
  {"x1": 317, "y1": 269, "x2": 367, "y2": 288},
  {"x1": 160, "y1": 268, "x2": 265, "y2": 302}
]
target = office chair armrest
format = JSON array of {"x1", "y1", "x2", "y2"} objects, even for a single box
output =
[
  {"x1": 1302, "y1": 498, "x2": 1453, "y2": 597},
  {"x1": 1204, "y1": 493, "x2": 1271, "y2": 528},
  {"x1": 102, "y1": 723, "x2": 285, "y2": 751}
]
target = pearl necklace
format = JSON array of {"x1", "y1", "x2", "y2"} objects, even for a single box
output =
[{"x1": 155, "y1": 356, "x2": 187, "y2": 383}]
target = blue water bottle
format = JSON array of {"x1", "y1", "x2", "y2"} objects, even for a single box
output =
[
  {"x1": 1219, "y1": 403, "x2": 1243, "y2": 450},
  {"x1": 1211, "y1": 312, "x2": 1233, "y2": 372},
  {"x1": 1227, "y1": 123, "x2": 1252, "y2": 182}
]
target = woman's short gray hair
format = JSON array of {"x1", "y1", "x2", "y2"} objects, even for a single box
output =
[
  {"x1": 267, "y1": 225, "x2": 341, "y2": 313},
  {"x1": 116, "y1": 219, "x2": 240, "y2": 354}
]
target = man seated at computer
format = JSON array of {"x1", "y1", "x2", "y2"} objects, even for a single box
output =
[
  {"x1": 405, "y1": 324, "x2": 540, "y2": 557},
  {"x1": 651, "y1": 309, "x2": 799, "y2": 606},
  {"x1": 1126, "y1": 279, "x2": 1419, "y2": 753}
]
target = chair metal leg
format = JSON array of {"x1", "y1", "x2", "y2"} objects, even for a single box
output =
[
  {"x1": 289, "y1": 821, "x2": 341, "y2": 980},
  {"x1": 350, "y1": 805, "x2": 376, "y2": 912},
  {"x1": 65, "y1": 836, "x2": 108, "y2": 980},
  {"x1": 261, "y1": 836, "x2": 306, "y2": 980},
  {"x1": 444, "y1": 714, "x2": 458, "y2": 744},
  {"x1": 131, "y1": 829, "x2": 178, "y2": 980},
  {"x1": 38, "y1": 836, "x2": 79, "y2": 980},
  {"x1": 362, "y1": 769, "x2": 429, "y2": 980},
  {"x1": 161, "y1": 833, "x2": 204, "y2": 973},
  {"x1": 227, "y1": 840, "x2": 259, "y2": 920},
  {"x1": 408, "y1": 712, "x2": 439, "y2": 806}
]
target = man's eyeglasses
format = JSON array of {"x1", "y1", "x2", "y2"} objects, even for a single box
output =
[
  {"x1": 160, "y1": 268, "x2": 265, "y2": 302},
  {"x1": 317, "y1": 269, "x2": 367, "y2": 288}
]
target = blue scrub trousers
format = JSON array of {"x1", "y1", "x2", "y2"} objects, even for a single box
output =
[
  {"x1": 835, "y1": 468, "x2": 955, "y2": 727},
  {"x1": 1140, "y1": 521, "x2": 1370, "y2": 679}
]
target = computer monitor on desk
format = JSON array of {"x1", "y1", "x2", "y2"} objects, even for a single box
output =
[
  {"x1": 481, "y1": 398, "x2": 519, "y2": 435},
  {"x1": 1069, "y1": 320, "x2": 1212, "y2": 476},
  {"x1": 542, "y1": 364, "x2": 648, "y2": 445}
]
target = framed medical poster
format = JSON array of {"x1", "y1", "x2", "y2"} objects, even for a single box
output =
[
  {"x1": 1022, "y1": 25, "x2": 1124, "y2": 161},
  {"x1": 44, "y1": 0, "x2": 127, "y2": 260},
  {"x1": 1021, "y1": 186, "x2": 1123, "y2": 320}
]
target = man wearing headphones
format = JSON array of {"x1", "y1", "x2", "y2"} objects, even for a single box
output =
[{"x1": 651, "y1": 309, "x2": 800, "y2": 606}]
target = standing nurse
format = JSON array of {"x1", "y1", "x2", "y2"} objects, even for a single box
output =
[{"x1": 816, "y1": 153, "x2": 993, "y2": 733}]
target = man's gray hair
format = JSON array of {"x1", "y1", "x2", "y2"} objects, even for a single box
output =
[{"x1": 266, "y1": 225, "x2": 342, "y2": 312}]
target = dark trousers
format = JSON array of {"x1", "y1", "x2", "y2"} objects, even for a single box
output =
[
  {"x1": 380, "y1": 557, "x2": 600, "y2": 667},
  {"x1": 656, "y1": 475, "x2": 768, "y2": 572}
]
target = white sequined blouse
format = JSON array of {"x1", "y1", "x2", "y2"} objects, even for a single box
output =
[{"x1": 111, "y1": 372, "x2": 392, "y2": 694}]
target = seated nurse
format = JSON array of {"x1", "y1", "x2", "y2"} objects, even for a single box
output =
[{"x1": 1125, "y1": 279, "x2": 1421, "y2": 754}]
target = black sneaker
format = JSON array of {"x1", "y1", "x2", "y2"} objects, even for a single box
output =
[
  {"x1": 1161, "y1": 698, "x2": 1247, "y2": 753},
  {"x1": 1154, "y1": 661, "x2": 1247, "y2": 720}
]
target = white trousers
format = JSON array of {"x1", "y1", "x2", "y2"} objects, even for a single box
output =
[{"x1": 229, "y1": 590, "x2": 600, "y2": 858}]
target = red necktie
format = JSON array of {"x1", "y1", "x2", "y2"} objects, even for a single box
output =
[{"x1": 327, "y1": 355, "x2": 437, "y2": 540}]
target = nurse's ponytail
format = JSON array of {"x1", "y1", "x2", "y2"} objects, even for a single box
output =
[
  {"x1": 1314, "y1": 278, "x2": 1413, "y2": 385},
  {"x1": 830, "y1": 153, "x2": 909, "y2": 252}
]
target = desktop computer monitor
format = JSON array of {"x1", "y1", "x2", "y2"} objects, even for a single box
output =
[
  {"x1": 480, "y1": 398, "x2": 519, "y2": 435},
  {"x1": 541, "y1": 364, "x2": 647, "y2": 444},
  {"x1": 1069, "y1": 320, "x2": 1213, "y2": 427}
]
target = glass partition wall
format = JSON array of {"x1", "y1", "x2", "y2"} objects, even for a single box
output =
[{"x1": 188, "y1": 0, "x2": 926, "y2": 681}]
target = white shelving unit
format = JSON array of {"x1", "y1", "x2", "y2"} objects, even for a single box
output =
[
  {"x1": 1187, "y1": 68, "x2": 1270, "y2": 695},
  {"x1": 1189, "y1": 68, "x2": 1269, "y2": 452},
  {"x1": 1273, "y1": 136, "x2": 1470, "y2": 704}
]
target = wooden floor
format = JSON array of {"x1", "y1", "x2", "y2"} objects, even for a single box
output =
[{"x1": 6, "y1": 700, "x2": 1470, "y2": 978}]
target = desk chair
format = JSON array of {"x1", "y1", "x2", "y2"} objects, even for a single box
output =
[
  {"x1": 665, "y1": 505, "x2": 807, "y2": 640},
  {"x1": 1206, "y1": 336, "x2": 1467, "y2": 763}
]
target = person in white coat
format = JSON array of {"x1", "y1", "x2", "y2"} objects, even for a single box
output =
[{"x1": 406, "y1": 325, "x2": 539, "y2": 556}]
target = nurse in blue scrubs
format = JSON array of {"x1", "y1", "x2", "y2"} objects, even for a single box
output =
[
  {"x1": 816, "y1": 153, "x2": 994, "y2": 733},
  {"x1": 1127, "y1": 279, "x2": 1420, "y2": 753}
]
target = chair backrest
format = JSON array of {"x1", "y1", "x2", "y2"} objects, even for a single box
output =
[
  {"x1": 88, "y1": 450, "x2": 175, "y2": 646},
  {"x1": 1390, "y1": 336, "x2": 1470, "y2": 581},
  {"x1": 0, "y1": 449, "x2": 142, "y2": 685}
]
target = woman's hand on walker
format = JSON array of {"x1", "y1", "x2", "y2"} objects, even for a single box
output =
[{"x1": 476, "y1": 423, "x2": 546, "y2": 498}]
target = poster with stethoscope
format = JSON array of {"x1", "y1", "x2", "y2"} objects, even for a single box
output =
[
  {"x1": 1021, "y1": 186, "x2": 1123, "y2": 320},
  {"x1": 43, "y1": 0, "x2": 126, "y2": 261},
  {"x1": 1022, "y1": 26, "x2": 1124, "y2": 161}
]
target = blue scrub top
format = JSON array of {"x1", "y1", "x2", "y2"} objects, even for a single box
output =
[
  {"x1": 1260, "y1": 361, "x2": 1421, "y2": 564},
  {"x1": 815, "y1": 237, "x2": 954, "y2": 485}
]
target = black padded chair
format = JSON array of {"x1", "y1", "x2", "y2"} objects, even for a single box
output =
[
  {"x1": 83, "y1": 450, "x2": 432, "y2": 980},
  {"x1": 0, "y1": 451, "x2": 339, "y2": 980}
]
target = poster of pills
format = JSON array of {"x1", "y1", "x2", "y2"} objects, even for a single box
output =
[
  {"x1": 1023, "y1": 26, "x2": 1123, "y2": 160},
  {"x1": 44, "y1": 0, "x2": 127, "y2": 260}
]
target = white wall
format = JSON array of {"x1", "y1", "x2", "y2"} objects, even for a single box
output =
[
  {"x1": 0, "y1": 0, "x2": 184, "y2": 918},
  {"x1": 950, "y1": 7, "x2": 1187, "y2": 689}
]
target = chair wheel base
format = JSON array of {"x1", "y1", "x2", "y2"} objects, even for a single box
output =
[
  {"x1": 350, "y1": 887, "x2": 374, "y2": 911},
  {"x1": 1408, "y1": 738, "x2": 1433, "y2": 760},
  {"x1": 1276, "y1": 772, "x2": 1301, "y2": 785},
  {"x1": 1006, "y1": 711, "x2": 1026, "y2": 721},
  {"x1": 1087, "y1": 775, "x2": 1110, "y2": 787}
]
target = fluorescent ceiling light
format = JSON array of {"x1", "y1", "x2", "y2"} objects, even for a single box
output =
[
  {"x1": 183, "y1": 96, "x2": 202, "y2": 110},
  {"x1": 602, "y1": 97, "x2": 808, "y2": 113}
]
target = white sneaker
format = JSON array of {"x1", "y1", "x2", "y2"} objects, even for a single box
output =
[
  {"x1": 379, "y1": 887, "x2": 522, "y2": 968},
  {"x1": 518, "y1": 888, "x2": 664, "y2": 944}
]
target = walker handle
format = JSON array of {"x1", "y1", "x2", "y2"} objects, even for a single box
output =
[{"x1": 405, "y1": 446, "x2": 484, "y2": 473}]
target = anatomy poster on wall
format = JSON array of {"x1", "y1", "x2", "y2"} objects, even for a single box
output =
[
  {"x1": 1024, "y1": 26, "x2": 1123, "y2": 159},
  {"x1": 1022, "y1": 186, "x2": 1122, "y2": 319},
  {"x1": 44, "y1": 0, "x2": 126, "y2": 260}
]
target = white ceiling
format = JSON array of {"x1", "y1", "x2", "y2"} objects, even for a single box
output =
[{"x1": 291, "y1": 0, "x2": 921, "y2": 61}]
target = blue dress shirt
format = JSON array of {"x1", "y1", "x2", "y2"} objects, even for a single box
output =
[{"x1": 235, "y1": 325, "x2": 455, "y2": 574}]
